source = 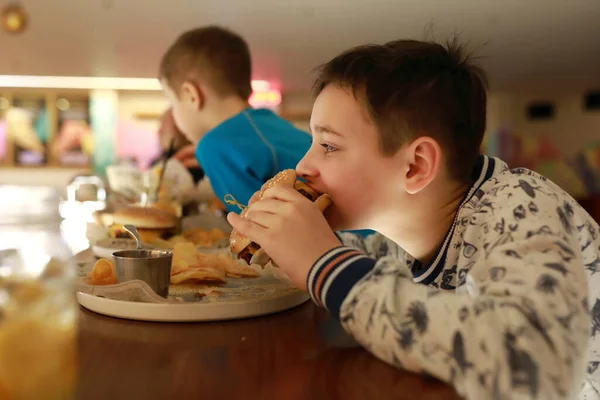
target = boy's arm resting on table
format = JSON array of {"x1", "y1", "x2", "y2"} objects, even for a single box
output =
[
  {"x1": 196, "y1": 137, "x2": 268, "y2": 213},
  {"x1": 310, "y1": 234, "x2": 590, "y2": 399}
]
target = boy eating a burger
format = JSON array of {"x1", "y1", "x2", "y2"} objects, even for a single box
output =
[{"x1": 228, "y1": 38, "x2": 600, "y2": 399}]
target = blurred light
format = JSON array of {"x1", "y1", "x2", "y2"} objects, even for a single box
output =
[
  {"x1": 0, "y1": 76, "x2": 280, "y2": 94},
  {"x1": 1, "y1": 4, "x2": 28, "y2": 34},
  {"x1": 249, "y1": 90, "x2": 282, "y2": 107},
  {"x1": 251, "y1": 80, "x2": 271, "y2": 92},
  {"x1": 56, "y1": 98, "x2": 70, "y2": 111},
  {"x1": 0, "y1": 76, "x2": 162, "y2": 91},
  {"x1": 60, "y1": 217, "x2": 91, "y2": 255}
]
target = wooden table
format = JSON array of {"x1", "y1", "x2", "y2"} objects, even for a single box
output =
[{"x1": 77, "y1": 301, "x2": 460, "y2": 399}]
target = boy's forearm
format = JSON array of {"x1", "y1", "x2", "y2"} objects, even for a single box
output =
[
  {"x1": 308, "y1": 246, "x2": 589, "y2": 399},
  {"x1": 307, "y1": 247, "x2": 377, "y2": 317}
]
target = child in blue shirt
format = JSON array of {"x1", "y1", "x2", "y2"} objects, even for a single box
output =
[
  {"x1": 195, "y1": 108, "x2": 312, "y2": 214},
  {"x1": 159, "y1": 26, "x2": 310, "y2": 213}
]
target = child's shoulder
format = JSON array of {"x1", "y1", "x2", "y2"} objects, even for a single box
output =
[
  {"x1": 203, "y1": 113, "x2": 253, "y2": 142},
  {"x1": 473, "y1": 164, "x2": 570, "y2": 209},
  {"x1": 201, "y1": 108, "x2": 307, "y2": 143},
  {"x1": 198, "y1": 114, "x2": 262, "y2": 152},
  {"x1": 464, "y1": 162, "x2": 596, "y2": 241}
]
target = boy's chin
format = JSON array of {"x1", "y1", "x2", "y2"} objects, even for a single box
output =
[{"x1": 325, "y1": 208, "x2": 355, "y2": 232}]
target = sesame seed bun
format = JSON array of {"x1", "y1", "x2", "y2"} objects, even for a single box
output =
[{"x1": 112, "y1": 206, "x2": 178, "y2": 229}]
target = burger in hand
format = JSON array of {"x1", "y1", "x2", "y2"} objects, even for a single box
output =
[{"x1": 229, "y1": 169, "x2": 332, "y2": 266}]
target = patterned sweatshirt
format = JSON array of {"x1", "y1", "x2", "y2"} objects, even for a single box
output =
[{"x1": 307, "y1": 155, "x2": 600, "y2": 400}]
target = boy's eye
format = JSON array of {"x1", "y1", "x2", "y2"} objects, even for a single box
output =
[{"x1": 320, "y1": 143, "x2": 338, "y2": 153}]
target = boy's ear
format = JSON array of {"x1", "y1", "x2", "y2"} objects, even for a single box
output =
[
  {"x1": 180, "y1": 81, "x2": 204, "y2": 110},
  {"x1": 403, "y1": 136, "x2": 442, "y2": 195}
]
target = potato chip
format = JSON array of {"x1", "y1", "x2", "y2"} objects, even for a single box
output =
[
  {"x1": 170, "y1": 267, "x2": 226, "y2": 284},
  {"x1": 87, "y1": 258, "x2": 116, "y2": 285},
  {"x1": 167, "y1": 235, "x2": 190, "y2": 246},
  {"x1": 197, "y1": 252, "x2": 260, "y2": 278},
  {"x1": 169, "y1": 241, "x2": 259, "y2": 285},
  {"x1": 223, "y1": 263, "x2": 260, "y2": 278},
  {"x1": 171, "y1": 242, "x2": 199, "y2": 272},
  {"x1": 171, "y1": 259, "x2": 189, "y2": 276}
]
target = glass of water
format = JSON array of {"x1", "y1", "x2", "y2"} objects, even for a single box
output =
[{"x1": 0, "y1": 185, "x2": 77, "y2": 399}]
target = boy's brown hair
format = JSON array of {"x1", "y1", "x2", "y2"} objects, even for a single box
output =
[
  {"x1": 160, "y1": 26, "x2": 253, "y2": 100},
  {"x1": 313, "y1": 38, "x2": 488, "y2": 181}
]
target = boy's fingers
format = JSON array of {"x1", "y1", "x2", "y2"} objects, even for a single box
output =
[
  {"x1": 248, "y1": 191, "x2": 261, "y2": 206},
  {"x1": 261, "y1": 185, "x2": 304, "y2": 202},
  {"x1": 243, "y1": 210, "x2": 279, "y2": 230},
  {"x1": 227, "y1": 212, "x2": 268, "y2": 240},
  {"x1": 247, "y1": 199, "x2": 290, "y2": 215}
]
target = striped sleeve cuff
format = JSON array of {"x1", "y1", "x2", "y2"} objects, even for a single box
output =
[{"x1": 306, "y1": 246, "x2": 376, "y2": 318}]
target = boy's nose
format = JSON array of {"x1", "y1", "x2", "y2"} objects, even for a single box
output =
[{"x1": 296, "y1": 153, "x2": 318, "y2": 180}]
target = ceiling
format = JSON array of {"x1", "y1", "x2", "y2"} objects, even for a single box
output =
[{"x1": 0, "y1": 0, "x2": 599, "y2": 94}]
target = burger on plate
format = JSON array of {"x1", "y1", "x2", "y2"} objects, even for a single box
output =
[
  {"x1": 109, "y1": 205, "x2": 179, "y2": 243},
  {"x1": 229, "y1": 169, "x2": 332, "y2": 266}
]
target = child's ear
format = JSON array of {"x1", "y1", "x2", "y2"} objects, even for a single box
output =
[
  {"x1": 180, "y1": 81, "x2": 204, "y2": 110},
  {"x1": 403, "y1": 137, "x2": 442, "y2": 195}
]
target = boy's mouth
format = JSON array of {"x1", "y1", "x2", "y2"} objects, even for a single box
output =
[
  {"x1": 301, "y1": 181, "x2": 325, "y2": 197},
  {"x1": 230, "y1": 169, "x2": 333, "y2": 265},
  {"x1": 293, "y1": 181, "x2": 321, "y2": 202}
]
